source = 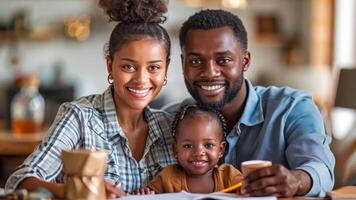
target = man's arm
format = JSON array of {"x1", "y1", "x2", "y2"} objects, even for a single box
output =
[
  {"x1": 291, "y1": 169, "x2": 312, "y2": 195},
  {"x1": 242, "y1": 97, "x2": 334, "y2": 197},
  {"x1": 284, "y1": 97, "x2": 335, "y2": 196}
]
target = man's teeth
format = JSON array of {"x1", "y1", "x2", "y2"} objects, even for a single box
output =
[
  {"x1": 128, "y1": 88, "x2": 150, "y2": 94},
  {"x1": 200, "y1": 85, "x2": 224, "y2": 91}
]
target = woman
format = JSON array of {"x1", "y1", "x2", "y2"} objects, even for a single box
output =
[{"x1": 5, "y1": 0, "x2": 176, "y2": 198}]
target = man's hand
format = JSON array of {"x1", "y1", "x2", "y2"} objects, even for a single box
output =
[
  {"x1": 241, "y1": 164, "x2": 312, "y2": 197},
  {"x1": 105, "y1": 180, "x2": 126, "y2": 198},
  {"x1": 132, "y1": 187, "x2": 155, "y2": 195}
]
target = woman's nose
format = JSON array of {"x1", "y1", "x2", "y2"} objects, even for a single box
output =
[{"x1": 133, "y1": 68, "x2": 149, "y2": 83}]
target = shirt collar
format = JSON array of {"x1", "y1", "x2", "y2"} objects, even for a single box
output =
[
  {"x1": 102, "y1": 86, "x2": 121, "y2": 140},
  {"x1": 143, "y1": 107, "x2": 165, "y2": 146},
  {"x1": 102, "y1": 86, "x2": 162, "y2": 141},
  {"x1": 103, "y1": 86, "x2": 118, "y2": 126},
  {"x1": 239, "y1": 79, "x2": 264, "y2": 127}
]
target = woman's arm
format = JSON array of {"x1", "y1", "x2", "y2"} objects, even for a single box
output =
[
  {"x1": 5, "y1": 103, "x2": 82, "y2": 192},
  {"x1": 17, "y1": 177, "x2": 128, "y2": 199},
  {"x1": 17, "y1": 177, "x2": 64, "y2": 198}
]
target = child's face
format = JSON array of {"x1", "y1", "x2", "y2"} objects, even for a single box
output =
[{"x1": 173, "y1": 114, "x2": 226, "y2": 177}]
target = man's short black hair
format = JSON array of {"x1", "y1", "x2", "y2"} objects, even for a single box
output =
[{"x1": 179, "y1": 9, "x2": 248, "y2": 50}]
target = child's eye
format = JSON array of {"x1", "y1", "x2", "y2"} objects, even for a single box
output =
[
  {"x1": 183, "y1": 144, "x2": 193, "y2": 149},
  {"x1": 204, "y1": 143, "x2": 215, "y2": 149}
]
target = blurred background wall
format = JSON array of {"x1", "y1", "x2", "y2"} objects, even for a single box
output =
[
  {"x1": 0, "y1": 0, "x2": 324, "y2": 109},
  {"x1": 0, "y1": 0, "x2": 355, "y2": 188}
]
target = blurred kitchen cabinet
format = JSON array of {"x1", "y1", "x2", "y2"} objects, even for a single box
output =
[
  {"x1": 0, "y1": 132, "x2": 43, "y2": 187},
  {"x1": 309, "y1": 0, "x2": 334, "y2": 67},
  {"x1": 5, "y1": 84, "x2": 75, "y2": 131},
  {"x1": 0, "y1": 83, "x2": 73, "y2": 187},
  {"x1": 0, "y1": 28, "x2": 59, "y2": 43}
]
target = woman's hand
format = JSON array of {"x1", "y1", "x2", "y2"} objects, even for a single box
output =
[
  {"x1": 132, "y1": 187, "x2": 155, "y2": 195},
  {"x1": 105, "y1": 180, "x2": 126, "y2": 198}
]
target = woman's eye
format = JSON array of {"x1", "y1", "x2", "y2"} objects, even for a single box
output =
[
  {"x1": 122, "y1": 64, "x2": 135, "y2": 71},
  {"x1": 183, "y1": 144, "x2": 193, "y2": 149},
  {"x1": 149, "y1": 65, "x2": 161, "y2": 72}
]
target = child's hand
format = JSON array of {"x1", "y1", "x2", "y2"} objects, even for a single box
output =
[
  {"x1": 235, "y1": 187, "x2": 243, "y2": 196},
  {"x1": 132, "y1": 187, "x2": 155, "y2": 195}
]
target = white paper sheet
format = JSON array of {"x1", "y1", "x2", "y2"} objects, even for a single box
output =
[{"x1": 112, "y1": 191, "x2": 277, "y2": 200}]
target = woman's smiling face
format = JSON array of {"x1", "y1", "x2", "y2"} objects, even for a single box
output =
[{"x1": 107, "y1": 38, "x2": 169, "y2": 110}]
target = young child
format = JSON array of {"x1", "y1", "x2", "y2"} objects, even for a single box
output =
[{"x1": 144, "y1": 105, "x2": 243, "y2": 194}]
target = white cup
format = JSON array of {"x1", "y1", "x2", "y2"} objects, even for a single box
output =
[{"x1": 241, "y1": 160, "x2": 272, "y2": 176}]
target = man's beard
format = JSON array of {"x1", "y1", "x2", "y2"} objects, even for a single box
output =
[{"x1": 185, "y1": 75, "x2": 244, "y2": 111}]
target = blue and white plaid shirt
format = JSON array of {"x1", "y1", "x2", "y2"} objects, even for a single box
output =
[{"x1": 5, "y1": 87, "x2": 176, "y2": 193}]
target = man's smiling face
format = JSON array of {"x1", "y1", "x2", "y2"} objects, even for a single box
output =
[{"x1": 181, "y1": 26, "x2": 250, "y2": 110}]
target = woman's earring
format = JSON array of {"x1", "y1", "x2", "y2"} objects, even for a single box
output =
[
  {"x1": 107, "y1": 74, "x2": 114, "y2": 84},
  {"x1": 163, "y1": 77, "x2": 167, "y2": 86}
]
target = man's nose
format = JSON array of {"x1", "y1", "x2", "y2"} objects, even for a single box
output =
[{"x1": 200, "y1": 60, "x2": 220, "y2": 79}]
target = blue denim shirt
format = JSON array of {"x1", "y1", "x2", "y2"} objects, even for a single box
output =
[
  {"x1": 164, "y1": 79, "x2": 335, "y2": 197},
  {"x1": 224, "y1": 80, "x2": 334, "y2": 197}
]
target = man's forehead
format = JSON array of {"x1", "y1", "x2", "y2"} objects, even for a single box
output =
[{"x1": 183, "y1": 27, "x2": 240, "y2": 54}]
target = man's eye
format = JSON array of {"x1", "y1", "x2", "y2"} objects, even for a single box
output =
[
  {"x1": 183, "y1": 144, "x2": 193, "y2": 149},
  {"x1": 189, "y1": 58, "x2": 202, "y2": 65},
  {"x1": 217, "y1": 58, "x2": 232, "y2": 65}
]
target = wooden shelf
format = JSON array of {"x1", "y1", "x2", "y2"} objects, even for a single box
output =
[{"x1": 0, "y1": 27, "x2": 59, "y2": 42}]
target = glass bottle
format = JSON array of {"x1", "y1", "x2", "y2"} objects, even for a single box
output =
[{"x1": 11, "y1": 75, "x2": 45, "y2": 134}]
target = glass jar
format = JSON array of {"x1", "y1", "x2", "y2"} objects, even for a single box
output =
[{"x1": 11, "y1": 75, "x2": 45, "y2": 134}]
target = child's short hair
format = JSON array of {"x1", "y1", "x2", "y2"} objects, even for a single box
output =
[{"x1": 171, "y1": 104, "x2": 227, "y2": 140}]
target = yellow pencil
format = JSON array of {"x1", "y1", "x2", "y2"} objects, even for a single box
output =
[{"x1": 220, "y1": 182, "x2": 243, "y2": 193}]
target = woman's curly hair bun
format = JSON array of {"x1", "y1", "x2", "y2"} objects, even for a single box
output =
[{"x1": 99, "y1": 0, "x2": 168, "y2": 23}]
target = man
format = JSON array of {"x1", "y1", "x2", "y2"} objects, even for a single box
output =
[{"x1": 166, "y1": 9, "x2": 334, "y2": 197}]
